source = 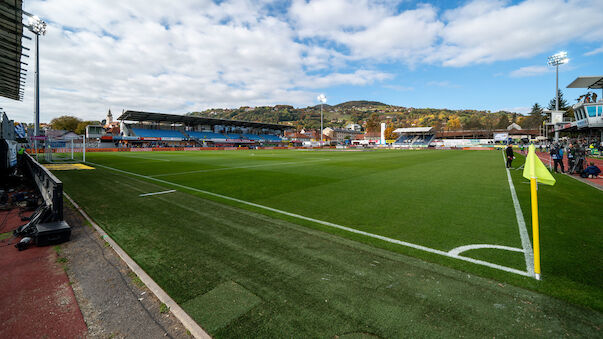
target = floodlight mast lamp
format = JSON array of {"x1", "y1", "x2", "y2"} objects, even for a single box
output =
[
  {"x1": 317, "y1": 94, "x2": 327, "y2": 143},
  {"x1": 26, "y1": 15, "x2": 47, "y2": 139},
  {"x1": 547, "y1": 51, "x2": 568, "y2": 112}
]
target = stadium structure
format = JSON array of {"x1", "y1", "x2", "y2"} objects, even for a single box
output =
[
  {"x1": 114, "y1": 110, "x2": 291, "y2": 147},
  {"x1": 391, "y1": 126, "x2": 540, "y2": 148},
  {"x1": 553, "y1": 76, "x2": 603, "y2": 139},
  {"x1": 392, "y1": 127, "x2": 436, "y2": 147}
]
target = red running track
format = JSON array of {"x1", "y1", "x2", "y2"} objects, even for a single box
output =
[
  {"x1": 527, "y1": 151, "x2": 603, "y2": 188},
  {"x1": 0, "y1": 208, "x2": 87, "y2": 338}
]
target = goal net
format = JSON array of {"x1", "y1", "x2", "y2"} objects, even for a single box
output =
[{"x1": 43, "y1": 136, "x2": 87, "y2": 163}]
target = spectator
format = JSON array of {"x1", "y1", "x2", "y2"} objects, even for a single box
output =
[
  {"x1": 567, "y1": 143, "x2": 576, "y2": 173},
  {"x1": 551, "y1": 143, "x2": 565, "y2": 173},
  {"x1": 582, "y1": 162, "x2": 601, "y2": 178},
  {"x1": 505, "y1": 144, "x2": 514, "y2": 168},
  {"x1": 576, "y1": 141, "x2": 586, "y2": 171}
]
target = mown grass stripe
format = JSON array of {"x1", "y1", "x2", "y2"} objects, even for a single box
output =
[{"x1": 88, "y1": 161, "x2": 531, "y2": 277}]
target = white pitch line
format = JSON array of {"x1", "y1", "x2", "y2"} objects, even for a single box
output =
[
  {"x1": 502, "y1": 150, "x2": 535, "y2": 276},
  {"x1": 150, "y1": 158, "x2": 330, "y2": 177},
  {"x1": 87, "y1": 161, "x2": 531, "y2": 277},
  {"x1": 448, "y1": 244, "x2": 524, "y2": 257},
  {"x1": 139, "y1": 189, "x2": 176, "y2": 197},
  {"x1": 118, "y1": 154, "x2": 171, "y2": 162}
]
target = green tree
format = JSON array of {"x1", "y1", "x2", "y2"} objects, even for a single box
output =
[
  {"x1": 50, "y1": 115, "x2": 81, "y2": 132},
  {"x1": 523, "y1": 103, "x2": 544, "y2": 128},
  {"x1": 482, "y1": 114, "x2": 498, "y2": 130},
  {"x1": 547, "y1": 89, "x2": 569, "y2": 111},
  {"x1": 463, "y1": 115, "x2": 483, "y2": 130},
  {"x1": 495, "y1": 114, "x2": 509, "y2": 129}
]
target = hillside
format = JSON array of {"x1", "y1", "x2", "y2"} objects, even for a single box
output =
[{"x1": 188, "y1": 101, "x2": 530, "y2": 131}]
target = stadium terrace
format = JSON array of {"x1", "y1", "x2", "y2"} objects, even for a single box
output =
[{"x1": 111, "y1": 110, "x2": 291, "y2": 147}]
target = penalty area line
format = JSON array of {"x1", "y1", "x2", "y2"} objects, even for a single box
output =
[
  {"x1": 87, "y1": 161, "x2": 531, "y2": 277},
  {"x1": 139, "y1": 189, "x2": 176, "y2": 197}
]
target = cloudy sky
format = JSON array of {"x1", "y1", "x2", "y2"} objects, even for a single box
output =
[{"x1": 2, "y1": 0, "x2": 603, "y2": 123}]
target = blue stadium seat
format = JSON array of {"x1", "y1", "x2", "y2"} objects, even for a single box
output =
[
  {"x1": 260, "y1": 134, "x2": 282, "y2": 142},
  {"x1": 187, "y1": 131, "x2": 227, "y2": 140},
  {"x1": 131, "y1": 128, "x2": 186, "y2": 139},
  {"x1": 243, "y1": 134, "x2": 262, "y2": 140}
]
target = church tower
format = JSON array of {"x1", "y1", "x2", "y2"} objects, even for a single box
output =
[{"x1": 106, "y1": 109, "x2": 113, "y2": 126}]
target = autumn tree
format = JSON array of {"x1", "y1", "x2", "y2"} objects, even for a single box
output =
[
  {"x1": 384, "y1": 124, "x2": 396, "y2": 140},
  {"x1": 50, "y1": 116, "x2": 81, "y2": 132},
  {"x1": 446, "y1": 116, "x2": 461, "y2": 130},
  {"x1": 365, "y1": 113, "x2": 380, "y2": 132}
]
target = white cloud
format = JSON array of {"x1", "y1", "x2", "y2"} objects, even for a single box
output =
[
  {"x1": 383, "y1": 84, "x2": 414, "y2": 92},
  {"x1": 499, "y1": 106, "x2": 531, "y2": 114},
  {"x1": 509, "y1": 65, "x2": 550, "y2": 78},
  {"x1": 437, "y1": 0, "x2": 603, "y2": 66},
  {"x1": 291, "y1": 1, "x2": 443, "y2": 63},
  {"x1": 4, "y1": 0, "x2": 389, "y2": 122},
  {"x1": 585, "y1": 46, "x2": 603, "y2": 56},
  {"x1": 3, "y1": 0, "x2": 603, "y2": 123},
  {"x1": 426, "y1": 81, "x2": 460, "y2": 88}
]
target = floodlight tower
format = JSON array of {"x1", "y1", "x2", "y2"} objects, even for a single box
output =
[
  {"x1": 317, "y1": 94, "x2": 327, "y2": 143},
  {"x1": 547, "y1": 51, "x2": 569, "y2": 112},
  {"x1": 26, "y1": 15, "x2": 47, "y2": 138},
  {"x1": 547, "y1": 51, "x2": 568, "y2": 141}
]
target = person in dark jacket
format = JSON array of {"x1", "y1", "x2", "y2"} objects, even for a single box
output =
[
  {"x1": 582, "y1": 163, "x2": 601, "y2": 178},
  {"x1": 506, "y1": 144, "x2": 514, "y2": 168},
  {"x1": 551, "y1": 144, "x2": 565, "y2": 173},
  {"x1": 567, "y1": 143, "x2": 576, "y2": 173}
]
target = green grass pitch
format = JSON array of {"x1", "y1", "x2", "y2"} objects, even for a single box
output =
[{"x1": 52, "y1": 149, "x2": 602, "y2": 337}]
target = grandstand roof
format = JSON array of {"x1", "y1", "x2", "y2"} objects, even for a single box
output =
[
  {"x1": 394, "y1": 127, "x2": 433, "y2": 133},
  {"x1": 118, "y1": 110, "x2": 291, "y2": 130},
  {"x1": 436, "y1": 129, "x2": 539, "y2": 138},
  {"x1": 0, "y1": 0, "x2": 28, "y2": 101},
  {"x1": 566, "y1": 76, "x2": 603, "y2": 89}
]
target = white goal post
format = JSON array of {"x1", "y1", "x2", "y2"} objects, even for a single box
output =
[{"x1": 43, "y1": 136, "x2": 87, "y2": 163}]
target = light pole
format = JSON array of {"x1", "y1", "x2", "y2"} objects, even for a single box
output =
[
  {"x1": 547, "y1": 51, "x2": 569, "y2": 111},
  {"x1": 547, "y1": 51, "x2": 568, "y2": 141},
  {"x1": 317, "y1": 94, "x2": 326, "y2": 143},
  {"x1": 26, "y1": 15, "x2": 47, "y2": 140}
]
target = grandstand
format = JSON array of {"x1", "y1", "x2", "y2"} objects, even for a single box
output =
[
  {"x1": 116, "y1": 110, "x2": 290, "y2": 147},
  {"x1": 393, "y1": 127, "x2": 435, "y2": 147}
]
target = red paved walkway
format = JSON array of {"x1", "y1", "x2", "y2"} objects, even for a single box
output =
[
  {"x1": 525, "y1": 151, "x2": 603, "y2": 189},
  {"x1": 0, "y1": 208, "x2": 87, "y2": 338}
]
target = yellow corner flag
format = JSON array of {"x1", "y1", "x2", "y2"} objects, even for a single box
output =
[
  {"x1": 523, "y1": 144, "x2": 556, "y2": 186},
  {"x1": 522, "y1": 144, "x2": 555, "y2": 280}
]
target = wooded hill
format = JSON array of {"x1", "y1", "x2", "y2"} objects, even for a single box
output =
[{"x1": 188, "y1": 100, "x2": 534, "y2": 131}]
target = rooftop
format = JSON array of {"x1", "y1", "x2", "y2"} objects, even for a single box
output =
[
  {"x1": 117, "y1": 110, "x2": 291, "y2": 131},
  {"x1": 0, "y1": 0, "x2": 28, "y2": 101}
]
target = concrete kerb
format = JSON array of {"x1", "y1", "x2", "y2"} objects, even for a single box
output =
[{"x1": 64, "y1": 193, "x2": 211, "y2": 339}]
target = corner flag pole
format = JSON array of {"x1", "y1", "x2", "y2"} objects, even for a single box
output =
[
  {"x1": 523, "y1": 143, "x2": 554, "y2": 280},
  {"x1": 529, "y1": 177, "x2": 541, "y2": 280}
]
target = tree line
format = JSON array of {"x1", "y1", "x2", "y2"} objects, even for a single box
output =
[{"x1": 48, "y1": 116, "x2": 101, "y2": 135}]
